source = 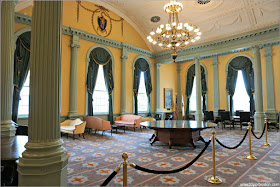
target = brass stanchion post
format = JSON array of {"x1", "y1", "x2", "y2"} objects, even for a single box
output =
[
  {"x1": 208, "y1": 130, "x2": 222, "y2": 184},
  {"x1": 122, "y1": 152, "x2": 128, "y2": 186},
  {"x1": 263, "y1": 118, "x2": 271, "y2": 146},
  {"x1": 246, "y1": 122, "x2": 257, "y2": 160}
]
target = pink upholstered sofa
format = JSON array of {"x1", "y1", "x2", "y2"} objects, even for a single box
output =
[
  {"x1": 114, "y1": 114, "x2": 142, "y2": 132},
  {"x1": 83, "y1": 116, "x2": 112, "y2": 136}
]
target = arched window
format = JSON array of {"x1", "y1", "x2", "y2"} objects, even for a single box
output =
[
  {"x1": 138, "y1": 72, "x2": 149, "y2": 112},
  {"x1": 133, "y1": 57, "x2": 152, "y2": 115},
  {"x1": 18, "y1": 71, "x2": 30, "y2": 116},
  {"x1": 226, "y1": 56, "x2": 254, "y2": 115},
  {"x1": 92, "y1": 65, "x2": 109, "y2": 113},
  {"x1": 233, "y1": 71, "x2": 250, "y2": 111},
  {"x1": 185, "y1": 64, "x2": 207, "y2": 117},
  {"x1": 12, "y1": 31, "x2": 31, "y2": 122},
  {"x1": 86, "y1": 47, "x2": 114, "y2": 123}
]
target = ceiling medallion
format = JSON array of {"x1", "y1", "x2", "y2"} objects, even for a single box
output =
[
  {"x1": 197, "y1": 0, "x2": 211, "y2": 5},
  {"x1": 147, "y1": 0, "x2": 202, "y2": 62},
  {"x1": 151, "y1": 16, "x2": 161, "y2": 23}
]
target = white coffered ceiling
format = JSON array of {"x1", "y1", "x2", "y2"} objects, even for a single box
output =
[{"x1": 16, "y1": 0, "x2": 280, "y2": 52}]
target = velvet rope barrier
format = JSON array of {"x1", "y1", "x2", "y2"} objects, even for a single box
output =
[
  {"x1": 101, "y1": 166, "x2": 121, "y2": 186},
  {"x1": 215, "y1": 129, "x2": 248, "y2": 149},
  {"x1": 251, "y1": 122, "x2": 266, "y2": 139},
  {"x1": 129, "y1": 141, "x2": 211, "y2": 174}
]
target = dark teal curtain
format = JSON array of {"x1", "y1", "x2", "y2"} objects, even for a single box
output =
[
  {"x1": 185, "y1": 65, "x2": 195, "y2": 119},
  {"x1": 185, "y1": 64, "x2": 207, "y2": 118},
  {"x1": 226, "y1": 56, "x2": 254, "y2": 115},
  {"x1": 12, "y1": 32, "x2": 31, "y2": 122},
  {"x1": 133, "y1": 58, "x2": 152, "y2": 115},
  {"x1": 87, "y1": 47, "x2": 114, "y2": 123}
]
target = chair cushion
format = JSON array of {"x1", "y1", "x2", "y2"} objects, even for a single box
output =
[
  {"x1": 69, "y1": 118, "x2": 83, "y2": 126},
  {"x1": 115, "y1": 121, "x2": 134, "y2": 125}
]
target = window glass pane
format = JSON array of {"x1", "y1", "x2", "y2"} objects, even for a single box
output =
[
  {"x1": 189, "y1": 76, "x2": 203, "y2": 111},
  {"x1": 18, "y1": 71, "x2": 30, "y2": 116},
  {"x1": 138, "y1": 72, "x2": 148, "y2": 112},
  {"x1": 92, "y1": 65, "x2": 109, "y2": 113},
  {"x1": 233, "y1": 71, "x2": 250, "y2": 111}
]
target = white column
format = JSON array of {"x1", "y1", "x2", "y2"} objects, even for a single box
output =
[
  {"x1": 264, "y1": 46, "x2": 277, "y2": 119},
  {"x1": 120, "y1": 47, "x2": 127, "y2": 114},
  {"x1": 17, "y1": 1, "x2": 69, "y2": 186},
  {"x1": 195, "y1": 57, "x2": 203, "y2": 121},
  {"x1": 212, "y1": 56, "x2": 220, "y2": 116},
  {"x1": 155, "y1": 63, "x2": 161, "y2": 113},
  {"x1": 1, "y1": 1, "x2": 17, "y2": 136},
  {"x1": 176, "y1": 63, "x2": 182, "y2": 119},
  {"x1": 252, "y1": 45, "x2": 265, "y2": 132},
  {"x1": 68, "y1": 34, "x2": 80, "y2": 119}
]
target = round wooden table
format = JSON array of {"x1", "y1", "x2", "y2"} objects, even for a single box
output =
[{"x1": 141, "y1": 120, "x2": 216, "y2": 149}]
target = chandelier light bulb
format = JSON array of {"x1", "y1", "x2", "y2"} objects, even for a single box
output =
[
  {"x1": 194, "y1": 28, "x2": 199, "y2": 32},
  {"x1": 160, "y1": 24, "x2": 164, "y2": 28},
  {"x1": 147, "y1": 36, "x2": 152, "y2": 40},
  {"x1": 185, "y1": 41, "x2": 189, "y2": 45},
  {"x1": 172, "y1": 22, "x2": 176, "y2": 26},
  {"x1": 189, "y1": 26, "x2": 193, "y2": 31},
  {"x1": 153, "y1": 41, "x2": 157, "y2": 44},
  {"x1": 150, "y1": 31, "x2": 155, "y2": 35},
  {"x1": 167, "y1": 44, "x2": 172, "y2": 47},
  {"x1": 191, "y1": 39, "x2": 196, "y2": 42},
  {"x1": 176, "y1": 42, "x2": 180, "y2": 46},
  {"x1": 149, "y1": 39, "x2": 153, "y2": 42},
  {"x1": 177, "y1": 33, "x2": 182, "y2": 37},
  {"x1": 159, "y1": 43, "x2": 163, "y2": 46},
  {"x1": 195, "y1": 36, "x2": 200, "y2": 40},
  {"x1": 184, "y1": 23, "x2": 188, "y2": 27},
  {"x1": 166, "y1": 35, "x2": 170, "y2": 38},
  {"x1": 197, "y1": 32, "x2": 202, "y2": 35}
]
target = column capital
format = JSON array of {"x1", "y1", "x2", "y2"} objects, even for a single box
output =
[
  {"x1": 252, "y1": 45, "x2": 261, "y2": 53},
  {"x1": 264, "y1": 46, "x2": 273, "y2": 58},
  {"x1": 155, "y1": 63, "x2": 161, "y2": 70},
  {"x1": 194, "y1": 56, "x2": 200, "y2": 62},
  {"x1": 121, "y1": 55, "x2": 128, "y2": 60},
  {"x1": 121, "y1": 47, "x2": 128, "y2": 60},
  {"x1": 71, "y1": 34, "x2": 80, "y2": 48},
  {"x1": 212, "y1": 56, "x2": 218, "y2": 66}
]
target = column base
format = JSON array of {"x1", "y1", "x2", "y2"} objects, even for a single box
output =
[
  {"x1": 67, "y1": 111, "x2": 80, "y2": 120},
  {"x1": 254, "y1": 112, "x2": 266, "y2": 132},
  {"x1": 17, "y1": 140, "x2": 69, "y2": 186},
  {"x1": 120, "y1": 109, "x2": 127, "y2": 115},
  {"x1": 265, "y1": 109, "x2": 277, "y2": 120},
  {"x1": 1, "y1": 120, "x2": 16, "y2": 136},
  {"x1": 213, "y1": 108, "x2": 219, "y2": 117},
  {"x1": 156, "y1": 108, "x2": 161, "y2": 113},
  {"x1": 195, "y1": 111, "x2": 203, "y2": 121}
]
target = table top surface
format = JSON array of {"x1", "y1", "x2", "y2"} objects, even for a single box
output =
[
  {"x1": 140, "y1": 120, "x2": 216, "y2": 129},
  {"x1": 1, "y1": 135, "x2": 28, "y2": 160}
]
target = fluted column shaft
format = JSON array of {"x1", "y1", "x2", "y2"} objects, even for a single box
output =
[
  {"x1": 252, "y1": 46, "x2": 265, "y2": 132},
  {"x1": 176, "y1": 63, "x2": 182, "y2": 119},
  {"x1": 264, "y1": 46, "x2": 276, "y2": 119},
  {"x1": 1, "y1": 1, "x2": 16, "y2": 136},
  {"x1": 212, "y1": 56, "x2": 220, "y2": 116},
  {"x1": 68, "y1": 34, "x2": 80, "y2": 118},
  {"x1": 155, "y1": 63, "x2": 161, "y2": 113},
  {"x1": 18, "y1": 1, "x2": 68, "y2": 185},
  {"x1": 195, "y1": 57, "x2": 203, "y2": 121},
  {"x1": 120, "y1": 47, "x2": 127, "y2": 114}
]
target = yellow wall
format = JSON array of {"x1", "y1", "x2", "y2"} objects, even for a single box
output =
[
  {"x1": 271, "y1": 45, "x2": 280, "y2": 112},
  {"x1": 160, "y1": 63, "x2": 177, "y2": 112}
]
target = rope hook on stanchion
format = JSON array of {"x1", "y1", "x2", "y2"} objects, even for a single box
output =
[
  {"x1": 207, "y1": 130, "x2": 222, "y2": 184},
  {"x1": 122, "y1": 152, "x2": 128, "y2": 186},
  {"x1": 263, "y1": 118, "x2": 271, "y2": 146},
  {"x1": 246, "y1": 122, "x2": 257, "y2": 160}
]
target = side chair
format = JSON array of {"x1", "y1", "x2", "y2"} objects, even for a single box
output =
[{"x1": 220, "y1": 111, "x2": 234, "y2": 129}]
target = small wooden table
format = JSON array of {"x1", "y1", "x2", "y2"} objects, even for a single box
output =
[
  {"x1": 1, "y1": 136, "x2": 28, "y2": 186},
  {"x1": 141, "y1": 120, "x2": 216, "y2": 149}
]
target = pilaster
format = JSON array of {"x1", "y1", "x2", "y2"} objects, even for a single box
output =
[
  {"x1": 1, "y1": 1, "x2": 16, "y2": 136},
  {"x1": 155, "y1": 63, "x2": 161, "y2": 113},
  {"x1": 120, "y1": 47, "x2": 128, "y2": 114},
  {"x1": 176, "y1": 63, "x2": 182, "y2": 119},
  {"x1": 17, "y1": 1, "x2": 69, "y2": 185},
  {"x1": 252, "y1": 45, "x2": 265, "y2": 132},
  {"x1": 212, "y1": 56, "x2": 220, "y2": 117},
  {"x1": 195, "y1": 57, "x2": 203, "y2": 121},
  {"x1": 264, "y1": 46, "x2": 277, "y2": 119},
  {"x1": 68, "y1": 34, "x2": 80, "y2": 119}
]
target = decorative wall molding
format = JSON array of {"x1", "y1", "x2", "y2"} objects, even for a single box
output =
[{"x1": 14, "y1": 12, "x2": 280, "y2": 64}]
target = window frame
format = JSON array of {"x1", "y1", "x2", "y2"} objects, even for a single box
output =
[
  {"x1": 85, "y1": 45, "x2": 115, "y2": 116},
  {"x1": 132, "y1": 56, "x2": 152, "y2": 115}
]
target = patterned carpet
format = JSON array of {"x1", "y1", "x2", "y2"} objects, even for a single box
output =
[{"x1": 62, "y1": 127, "x2": 280, "y2": 186}]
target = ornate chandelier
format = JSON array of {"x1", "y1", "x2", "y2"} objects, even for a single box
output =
[{"x1": 147, "y1": 0, "x2": 202, "y2": 62}]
